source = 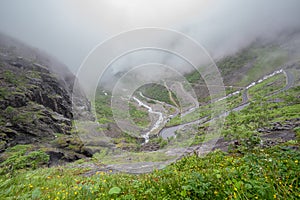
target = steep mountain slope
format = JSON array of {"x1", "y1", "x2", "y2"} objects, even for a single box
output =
[{"x1": 0, "y1": 34, "x2": 93, "y2": 165}]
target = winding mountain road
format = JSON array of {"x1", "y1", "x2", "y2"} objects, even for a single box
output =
[
  {"x1": 81, "y1": 68, "x2": 296, "y2": 174},
  {"x1": 282, "y1": 70, "x2": 295, "y2": 91},
  {"x1": 159, "y1": 68, "x2": 294, "y2": 140}
]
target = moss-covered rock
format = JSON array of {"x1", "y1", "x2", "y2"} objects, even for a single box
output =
[{"x1": 0, "y1": 33, "x2": 94, "y2": 166}]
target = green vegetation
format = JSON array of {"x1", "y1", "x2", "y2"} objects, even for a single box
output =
[
  {"x1": 0, "y1": 42, "x2": 299, "y2": 199},
  {"x1": 51, "y1": 133, "x2": 83, "y2": 153},
  {"x1": 129, "y1": 103, "x2": 150, "y2": 128},
  {"x1": 239, "y1": 46, "x2": 288, "y2": 86},
  {"x1": 95, "y1": 89, "x2": 151, "y2": 127},
  {"x1": 4, "y1": 105, "x2": 42, "y2": 125},
  {"x1": 167, "y1": 72, "x2": 288, "y2": 127},
  {"x1": 2, "y1": 70, "x2": 26, "y2": 86},
  {"x1": 185, "y1": 70, "x2": 204, "y2": 84},
  {"x1": 3, "y1": 77, "x2": 298, "y2": 199},
  {"x1": 93, "y1": 149, "x2": 174, "y2": 164},
  {"x1": 0, "y1": 85, "x2": 299, "y2": 199},
  {"x1": 248, "y1": 72, "x2": 286, "y2": 98},
  {"x1": 111, "y1": 131, "x2": 141, "y2": 151},
  {"x1": 3, "y1": 70, "x2": 18, "y2": 85},
  {"x1": 139, "y1": 83, "x2": 179, "y2": 106},
  {"x1": 0, "y1": 88, "x2": 9, "y2": 99},
  {"x1": 218, "y1": 46, "x2": 256, "y2": 78},
  {"x1": 199, "y1": 87, "x2": 300, "y2": 146},
  {"x1": 94, "y1": 90, "x2": 113, "y2": 124},
  {"x1": 0, "y1": 143, "x2": 299, "y2": 199},
  {"x1": 166, "y1": 93, "x2": 242, "y2": 127},
  {"x1": 26, "y1": 70, "x2": 41, "y2": 79},
  {"x1": 184, "y1": 44, "x2": 289, "y2": 89},
  {"x1": 183, "y1": 45, "x2": 256, "y2": 87},
  {"x1": 0, "y1": 145, "x2": 49, "y2": 175}
]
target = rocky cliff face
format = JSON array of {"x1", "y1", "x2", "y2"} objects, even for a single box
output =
[{"x1": 0, "y1": 34, "x2": 93, "y2": 165}]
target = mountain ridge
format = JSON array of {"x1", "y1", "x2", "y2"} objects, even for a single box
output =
[{"x1": 0, "y1": 33, "x2": 93, "y2": 165}]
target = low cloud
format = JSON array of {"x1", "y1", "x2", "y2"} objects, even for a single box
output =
[{"x1": 0, "y1": 0, "x2": 300, "y2": 92}]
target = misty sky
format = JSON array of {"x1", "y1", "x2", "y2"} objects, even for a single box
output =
[{"x1": 0, "y1": 0, "x2": 300, "y2": 73}]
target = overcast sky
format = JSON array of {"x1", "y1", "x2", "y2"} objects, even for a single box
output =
[{"x1": 0, "y1": 0, "x2": 300, "y2": 73}]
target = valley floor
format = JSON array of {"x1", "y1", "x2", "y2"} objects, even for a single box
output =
[{"x1": 1, "y1": 66, "x2": 300, "y2": 199}]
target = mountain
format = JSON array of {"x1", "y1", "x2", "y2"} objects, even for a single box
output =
[
  {"x1": 0, "y1": 33, "x2": 93, "y2": 165},
  {"x1": 0, "y1": 33, "x2": 299, "y2": 199}
]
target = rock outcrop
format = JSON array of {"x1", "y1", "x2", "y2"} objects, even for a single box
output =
[{"x1": 0, "y1": 33, "x2": 93, "y2": 165}]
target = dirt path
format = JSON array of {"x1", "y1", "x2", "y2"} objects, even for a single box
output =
[{"x1": 164, "y1": 81, "x2": 180, "y2": 109}]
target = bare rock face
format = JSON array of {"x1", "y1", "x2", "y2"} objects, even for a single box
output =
[{"x1": 0, "y1": 33, "x2": 93, "y2": 164}]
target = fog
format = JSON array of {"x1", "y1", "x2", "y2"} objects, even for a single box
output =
[{"x1": 0, "y1": 0, "x2": 300, "y2": 84}]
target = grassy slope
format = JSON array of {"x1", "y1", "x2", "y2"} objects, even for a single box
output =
[
  {"x1": 94, "y1": 89, "x2": 150, "y2": 127},
  {"x1": 184, "y1": 44, "x2": 289, "y2": 98},
  {"x1": 139, "y1": 83, "x2": 179, "y2": 106},
  {"x1": 0, "y1": 141, "x2": 299, "y2": 199},
  {"x1": 167, "y1": 71, "x2": 288, "y2": 127},
  {"x1": 0, "y1": 78, "x2": 299, "y2": 199},
  {"x1": 0, "y1": 43, "x2": 299, "y2": 199},
  {"x1": 239, "y1": 46, "x2": 288, "y2": 86}
]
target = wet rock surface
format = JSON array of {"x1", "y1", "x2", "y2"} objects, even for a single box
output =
[
  {"x1": 258, "y1": 118, "x2": 300, "y2": 133},
  {"x1": 0, "y1": 34, "x2": 93, "y2": 165}
]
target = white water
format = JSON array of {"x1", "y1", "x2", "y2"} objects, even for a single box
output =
[{"x1": 133, "y1": 97, "x2": 164, "y2": 143}]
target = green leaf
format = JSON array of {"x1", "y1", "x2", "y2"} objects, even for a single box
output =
[
  {"x1": 109, "y1": 186, "x2": 121, "y2": 195},
  {"x1": 245, "y1": 183, "x2": 253, "y2": 189},
  {"x1": 32, "y1": 188, "x2": 41, "y2": 200}
]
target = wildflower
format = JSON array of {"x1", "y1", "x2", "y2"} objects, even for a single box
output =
[
  {"x1": 273, "y1": 194, "x2": 277, "y2": 199},
  {"x1": 214, "y1": 191, "x2": 218, "y2": 195},
  {"x1": 74, "y1": 191, "x2": 78, "y2": 195},
  {"x1": 295, "y1": 160, "x2": 298, "y2": 164}
]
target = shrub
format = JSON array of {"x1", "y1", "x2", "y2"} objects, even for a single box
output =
[{"x1": 0, "y1": 145, "x2": 49, "y2": 175}]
